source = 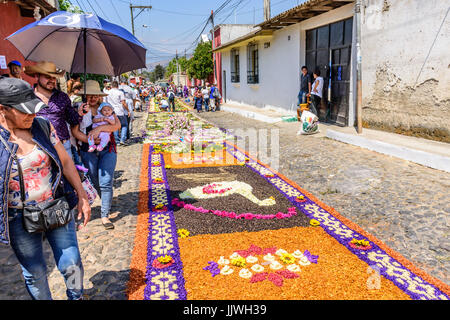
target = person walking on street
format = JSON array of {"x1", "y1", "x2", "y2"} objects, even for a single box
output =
[
  {"x1": 195, "y1": 87, "x2": 203, "y2": 112},
  {"x1": 0, "y1": 76, "x2": 91, "y2": 300},
  {"x1": 209, "y1": 84, "x2": 216, "y2": 112},
  {"x1": 119, "y1": 81, "x2": 134, "y2": 140},
  {"x1": 202, "y1": 85, "x2": 210, "y2": 112},
  {"x1": 73, "y1": 80, "x2": 120, "y2": 230},
  {"x1": 8, "y1": 61, "x2": 23, "y2": 80},
  {"x1": 25, "y1": 61, "x2": 83, "y2": 160},
  {"x1": 307, "y1": 68, "x2": 324, "y2": 117},
  {"x1": 104, "y1": 81, "x2": 129, "y2": 146},
  {"x1": 168, "y1": 88, "x2": 176, "y2": 112}
]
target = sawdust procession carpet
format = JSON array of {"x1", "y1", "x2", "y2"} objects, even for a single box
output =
[{"x1": 127, "y1": 99, "x2": 450, "y2": 300}]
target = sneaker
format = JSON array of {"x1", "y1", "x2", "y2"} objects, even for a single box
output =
[
  {"x1": 119, "y1": 141, "x2": 129, "y2": 146},
  {"x1": 88, "y1": 146, "x2": 96, "y2": 152}
]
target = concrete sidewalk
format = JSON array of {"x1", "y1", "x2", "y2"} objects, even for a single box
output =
[{"x1": 219, "y1": 103, "x2": 450, "y2": 173}]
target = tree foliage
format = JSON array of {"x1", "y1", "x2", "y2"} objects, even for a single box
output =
[
  {"x1": 58, "y1": 0, "x2": 83, "y2": 13},
  {"x1": 187, "y1": 41, "x2": 213, "y2": 81},
  {"x1": 165, "y1": 57, "x2": 189, "y2": 78}
]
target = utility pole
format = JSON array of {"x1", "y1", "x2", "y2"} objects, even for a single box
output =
[
  {"x1": 355, "y1": 0, "x2": 363, "y2": 133},
  {"x1": 176, "y1": 50, "x2": 179, "y2": 86},
  {"x1": 130, "y1": 4, "x2": 152, "y2": 36},
  {"x1": 130, "y1": 4, "x2": 152, "y2": 75},
  {"x1": 211, "y1": 10, "x2": 216, "y2": 85}
]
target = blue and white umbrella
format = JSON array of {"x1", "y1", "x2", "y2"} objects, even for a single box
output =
[{"x1": 6, "y1": 11, "x2": 147, "y2": 77}]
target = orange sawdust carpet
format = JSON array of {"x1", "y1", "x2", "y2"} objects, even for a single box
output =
[{"x1": 178, "y1": 227, "x2": 410, "y2": 300}]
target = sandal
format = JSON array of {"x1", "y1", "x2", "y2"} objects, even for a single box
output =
[{"x1": 102, "y1": 221, "x2": 114, "y2": 230}]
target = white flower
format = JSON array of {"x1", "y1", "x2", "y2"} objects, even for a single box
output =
[
  {"x1": 246, "y1": 256, "x2": 258, "y2": 264},
  {"x1": 263, "y1": 254, "x2": 276, "y2": 262},
  {"x1": 217, "y1": 256, "x2": 230, "y2": 265},
  {"x1": 287, "y1": 264, "x2": 301, "y2": 272},
  {"x1": 298, "y1": 256, "x2": 311, "y2": 266},
  {"x1": 239, "y1": 268, "x2": 252, "y2": 279},
  {"x1": 229, "y1": 252, "x2": 241, "y2": 260},
  {"x1": 220, "y1": 265, "x2": 234, "y2": 275},
  {"x1": 292, "y1": 250, "x2": 305, "y2": 259},
  {"x1": 269, "y1": 261, "x2": 283, "y2": 270},
  {"x1": 251, "y1": 264, "x2": 265, "y2": 273},
  {"x1": 275, "y1": 249, "x2": 288, "y2": 256}
]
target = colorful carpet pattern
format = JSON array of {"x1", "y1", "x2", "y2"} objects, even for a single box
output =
[{"x1": 127, "y1": 99, "x2": 450, "y2": 300}]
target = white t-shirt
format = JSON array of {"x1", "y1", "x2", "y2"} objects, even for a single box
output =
[
  {"x1": 202, "y1": 88, "x2": 209, "y2": 99},
  {"x1": 105, "y1": 87, "x2": 126, "y2": 116},
  {"x1": 311, "y1": 77, "x2": 324, "y2": 98}
]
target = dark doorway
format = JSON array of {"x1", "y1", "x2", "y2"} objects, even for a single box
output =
[
  {"x1": 305, "y1": 17, "x2": 353, "y2": 126},
  {"x1": 222, "y1": 70, "x2": 226, "y2": 102}
]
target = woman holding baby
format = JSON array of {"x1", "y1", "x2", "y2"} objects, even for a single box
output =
[{"x1": 73, "y1": 80, "x2": 121, "y2": 230}]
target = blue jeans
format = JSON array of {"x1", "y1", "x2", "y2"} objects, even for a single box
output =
[
  {"x1": 168, "y1": 98, "x2": 175, "y2": 112},
  {"x1": 8, "y1": 209, "x2": 83, "y2": 300},
  {"x1": 298, "y1": 90, "x2": 308, "y2": 105},
  {"x1": 114, "y1": 115, "x2": 128, "y2": 144},
  {"x1": 204, "y1": 98, "x2": 210, "y2": 111},
  {"x1": 80, "y1": 148, "x2": 117, "y2": 218}
]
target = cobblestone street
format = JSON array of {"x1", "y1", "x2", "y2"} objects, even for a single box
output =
[{"x1": 196, "y1": 110, "x2": 450, "y2": 286}]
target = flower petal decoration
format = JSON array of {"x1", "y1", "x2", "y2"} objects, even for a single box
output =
[
  {"x1": 304, "y1": 250, "x2": 319, "y2": 264},
  {"x1": 292, "y1": 250, "x2": 305, "y2": 259},
  {"x1": 298, "y1": 256, "x2": 311, "y2": 266},
  {"x1": 220, "y1": 265, "x2": 234, "y2": 275},
  {"x1": 250, "y1": 272, "x2": 268, "y2": 283},
  {"x1": 217, "y1": 256, "x2": 230, "y2": 265},
  {"x1": 286, "y1": 264, "x2": 301, "y2": 273},
  {"x1": 251, "y1": 264, "x2": 265, "y2": 273},
  {"x1": 268, "y1": 273, "x2": 283, "y2": 287},
  {"x1": 275, "y1": 249, "x2": 288, "y2": 256},
  {"x1": 276, "y1": 270, "x2": 300, "y2": 279},
  {"x1": 269, "y1": 261, "x2": 284, "y2": 270},
  {"x1": 239, "y1": 268, "x2": 253, "y2": 279},
  {"x1": 246, "y1": 256, "x2": 258, "y2": 264},
  {"x1": 263, "y1": 254, "x2": 276, "y2": 262}
]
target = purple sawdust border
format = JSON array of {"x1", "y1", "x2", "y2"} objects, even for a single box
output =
[
  {"x1": 143, "y1": 145, "x2": 187, "y2": 300},
  {"x1": 224, "y1": 142, "x2": 449, "y2": 300}
]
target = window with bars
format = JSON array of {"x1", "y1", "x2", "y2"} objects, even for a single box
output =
[
  {"x1": 230, "y1": 49, "x2": 240, "y2": 83},
  {"x1": 247, "y1": 43, "x2": 259, "y2": 84}
]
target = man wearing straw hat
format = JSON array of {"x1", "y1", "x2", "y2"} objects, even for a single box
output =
[{"x1": 25, "y1": 61, "x2": 83, "y2": 160}]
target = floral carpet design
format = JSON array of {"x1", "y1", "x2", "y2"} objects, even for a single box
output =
[{"x1": 127, "y1": 100, "x2": 450, "y2": 300}]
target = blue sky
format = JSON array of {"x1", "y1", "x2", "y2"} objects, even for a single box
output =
[{"x1": 70, "y1": 0, "x2": 306, "y2": 64}]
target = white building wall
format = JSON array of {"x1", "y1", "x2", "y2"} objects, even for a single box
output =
[
  {"x1": 218, "y1": 25, "x2": 256, "y2": 45},
  {"x1": 361, "y1": 0, "x2": 450, "y2": 139},
  {"x1": 223, "y1": 3, "x2": 355, "y2": 117}
]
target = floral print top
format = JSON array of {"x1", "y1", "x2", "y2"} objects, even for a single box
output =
[{"x1": 8, "y1": 126, "x2": 60, "y2": 208}]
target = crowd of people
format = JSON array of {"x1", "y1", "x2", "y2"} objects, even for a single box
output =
[{"x1": 0, "y1": 59, "x2": 147, "y2": 300}]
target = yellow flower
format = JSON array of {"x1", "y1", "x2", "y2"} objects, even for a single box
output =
[
  {"x1": 154, "y1": 204, "x2": 164, "y2": 209},
  {"x1": 157, "y1": 255, "x2": 172, "y2": 264},
  {"x1": 351, "y1": 238, "x2": 370, "y2": 247},
  {"x1": 177, "y1": 228, "x2": 190, "y2": 238},
  {"x1": 165, "y1": 165, "x2": 172, "y2": 169},
  {"x1": 230, "y1": 257, "x2": 247, "y2": 268},
  {"x1": 280, "y1": 253, "x2": 296, "y2": 264},
  {"x1": 310, "y1": 219, "x2": 320, "y2": 227},
  {"x1": 296, "y1": 195, "x2": 305, "y2": 200}
]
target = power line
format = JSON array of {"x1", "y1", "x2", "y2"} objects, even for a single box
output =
[
  {"x1": 92, "y1": 0, "x2": 111, "y2": 20},
  {"x1": 109, "y1": 0, "x2": 125, "y2": 26},
  {"x1": 82, "y1": 0, "x2": 99, "y2": 15}
]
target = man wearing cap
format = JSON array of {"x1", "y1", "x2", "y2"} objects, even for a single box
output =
[
  {"x1": 8, "y1": 60, "x2": 23, "y2": 80},
  {"x1": 24, "y1": 61, "x2": 83, "y2": 159},
  {"x1": 0, "y1": 76, "x2": 90, "y2": 299}
]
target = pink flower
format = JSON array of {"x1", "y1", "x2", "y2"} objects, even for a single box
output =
[
  {"x1": 228, "y1": 212, "x2": 236, "y2": 219},
  {"x1": 276, "y1": 212, "x2": 284, "y2": 219}
]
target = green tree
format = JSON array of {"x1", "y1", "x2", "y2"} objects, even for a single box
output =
[
  {"x1": 165, "y1": 57, "x2": 189, "y2": 78},
  {"x1": 187, "y1": 41, "x2": 213, "y2": 81},
  {"x1": 153, "y1": 64, "x2": 165, "y2": 81},
  {"x1": 58, "y1": 0, "x2": 83, "y2": 13}
]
